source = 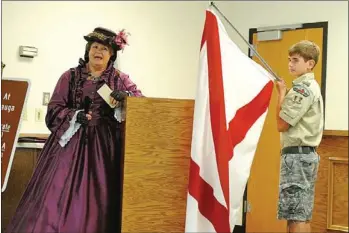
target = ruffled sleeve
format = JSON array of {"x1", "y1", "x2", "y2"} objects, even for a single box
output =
[
  {"x1": 45, "y1": 70, "x2": 78, "y2": 140},
  {"x1": 111, "y1": 71, "x2": 143, "y2": 122},
  {"x1": 58, "y1": 110, "x2": 84, "y2": 147}
]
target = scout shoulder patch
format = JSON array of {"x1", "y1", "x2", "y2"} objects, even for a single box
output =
[{"x1": 293, "y1": 84, "x2": 310, "y2": 97}]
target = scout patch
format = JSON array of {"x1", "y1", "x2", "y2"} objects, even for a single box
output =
[
  {"x1": 293, "y1": 95, "x2": 303, "y2": 104},
  {"x1": 293, "y1": 85, "x2": 310, "y2": 97}
]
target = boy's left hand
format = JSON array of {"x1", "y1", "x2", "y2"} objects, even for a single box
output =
[{"x1": 276, "y1": 79, "x2": 287, "y2": 96}]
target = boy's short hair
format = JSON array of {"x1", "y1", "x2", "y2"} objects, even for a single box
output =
[{"x1": 288, "y1": 40, "x2": 320, "y2": 67}]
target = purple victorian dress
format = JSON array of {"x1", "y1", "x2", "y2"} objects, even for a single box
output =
[{"x1": 5, "y1": 61, "x2": 143, "y2": 233}]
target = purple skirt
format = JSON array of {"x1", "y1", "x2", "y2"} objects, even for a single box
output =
[{"x1": 5, "y1": 119, "x2": 122, "y2": 233}]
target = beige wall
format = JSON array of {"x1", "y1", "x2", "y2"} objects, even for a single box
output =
[{"x1": 2, "y1": 1, "x2": 347, "y2": 134}]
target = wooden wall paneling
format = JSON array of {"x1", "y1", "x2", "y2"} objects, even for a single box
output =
[{"x1": 327, "y1": 157, "x2": 348, "y2": 232}]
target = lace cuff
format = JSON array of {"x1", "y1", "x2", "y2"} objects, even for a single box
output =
[
  {"x1": 59, "y1": 110, "x2": 83, "y2": 147},
  {"x1": 114, "y1": 106, "x2": 126, "y2": 123}
]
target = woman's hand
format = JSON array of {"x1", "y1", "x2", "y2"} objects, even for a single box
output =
[
  {"x1": 77, "y1": 111, "x2": 92, "y2": 125},
  {"x1": 109, "y1": 96, "x2": 120, "y2": 107},
  {"x1": 110, "y1": 91, "x2": 128, "y2": 107}
]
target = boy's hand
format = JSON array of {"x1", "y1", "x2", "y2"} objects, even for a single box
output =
[{"x1": 276, "y1": 79, "x2": 287, "y2": 97}]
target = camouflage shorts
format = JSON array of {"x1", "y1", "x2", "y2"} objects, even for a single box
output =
[{"x1": 277, "y1": 152, "x2": 320, "y2": 222}]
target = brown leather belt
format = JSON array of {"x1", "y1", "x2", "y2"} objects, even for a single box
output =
[{"x1": 281, "y1": 146, "x2": 316, "y2": 155}]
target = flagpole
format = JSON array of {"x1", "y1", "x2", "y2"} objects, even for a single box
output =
[{"x1": 209, "y1": 1, "x2": 281, "y2": 82}]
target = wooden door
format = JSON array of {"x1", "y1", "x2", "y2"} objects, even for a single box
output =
[{"x1": 246, "y1": 25, "x2": 326, "y2": 233}]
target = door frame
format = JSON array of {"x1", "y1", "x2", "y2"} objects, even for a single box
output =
[
  {"x1": 234, "y1": 21, "x2": 329, "y2": 233},
  {"x1": 248, "y1": 21, "x2": 329, "y2": 115}
]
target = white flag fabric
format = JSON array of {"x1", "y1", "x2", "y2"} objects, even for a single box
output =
[{"x1": 185, "y1": 8, "x2": 274, "y2": 233}]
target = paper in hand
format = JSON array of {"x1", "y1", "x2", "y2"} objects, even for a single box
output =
[{"x1": 97, "y1": 83, "x2": 116, "y2": 108}]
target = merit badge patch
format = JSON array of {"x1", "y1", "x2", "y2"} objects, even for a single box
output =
[
  {"x1": 293, "y1": 95, "x2": 303, "y2": 104},
  {"x1": 293, "y1": 85, "x2": 310, "y2": 97}
]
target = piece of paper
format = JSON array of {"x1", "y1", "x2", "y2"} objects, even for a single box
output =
[{"x1": 97, "y1": 83, "x2": 116, "y2": 108}]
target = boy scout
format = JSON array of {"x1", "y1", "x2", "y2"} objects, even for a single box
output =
[{"x1": 275, "y1": 40, "x2": 324, "y2": 233}]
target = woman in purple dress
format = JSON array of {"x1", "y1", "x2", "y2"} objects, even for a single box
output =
[{"x1": 5, "y1": 27, "x2": 143, "y2": 233}]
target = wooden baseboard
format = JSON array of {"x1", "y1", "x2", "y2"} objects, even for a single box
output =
[{"x1": 324, "y1": 130, "x2": 349, "y2": 137}]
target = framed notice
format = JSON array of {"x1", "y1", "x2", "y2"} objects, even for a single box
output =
[{"x1": 1, "y1": 78, "x2": 30, "y2": 192}]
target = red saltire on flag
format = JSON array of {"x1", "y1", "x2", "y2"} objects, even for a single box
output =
[{"x1": 185, "y1": 7, "x2": 274, "y2": 233}]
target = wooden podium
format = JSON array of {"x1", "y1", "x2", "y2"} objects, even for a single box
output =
[{"x1": 120, "y1": 97, "x2": 194, "y2": 232}]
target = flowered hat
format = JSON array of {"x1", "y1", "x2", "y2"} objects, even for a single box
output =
[{"x1": 83, "y1": 27, "x2": 130, "y2": 62}]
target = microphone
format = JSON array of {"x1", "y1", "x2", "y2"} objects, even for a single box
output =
[{"x1": 84, "y1": 96, "x2": 92, "y2": 114}]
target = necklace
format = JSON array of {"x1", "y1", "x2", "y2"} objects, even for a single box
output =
[{"x1": 87, "y1": 73, "x2": 101, "y2": 81}]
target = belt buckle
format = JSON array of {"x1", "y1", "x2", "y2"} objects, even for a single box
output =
[{"x1": 298, "y1": 146, "x2": 303, "y2": 153}]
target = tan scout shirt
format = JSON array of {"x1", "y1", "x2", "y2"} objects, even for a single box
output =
[{"x1": 279, "y1": 72, "x2": 324, "y2": 148}]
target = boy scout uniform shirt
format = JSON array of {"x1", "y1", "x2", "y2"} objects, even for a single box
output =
[{"x1": 279, "y1": 72, "x2": 324, "y2": 149}]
